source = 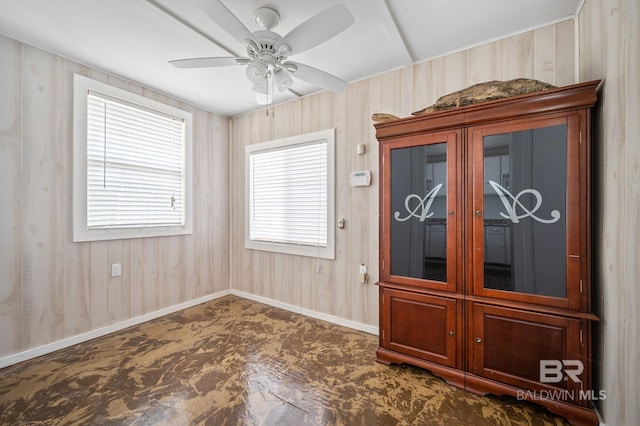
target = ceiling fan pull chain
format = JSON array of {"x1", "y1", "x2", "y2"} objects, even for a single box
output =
[
  {"x1": 270, "y1": 72, "x2": 275, "y2": 117},
  {"x1": 264, "y1": 70, "x2": 269, "y2": 117}
]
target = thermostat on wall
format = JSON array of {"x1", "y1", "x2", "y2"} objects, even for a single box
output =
[{"x1": 350, "y1": 170, "x2": 371, "y2": 187}]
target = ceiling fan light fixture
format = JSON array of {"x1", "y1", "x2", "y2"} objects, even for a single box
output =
[
  {"x1": 246, "y1": 60, "x2": 267, "y2": 83},
  {"x1": 274, "y1": 69, "x2": 293, "y2": 91}
]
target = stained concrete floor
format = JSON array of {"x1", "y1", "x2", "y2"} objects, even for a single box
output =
[{"x1": 0, "y1": 295, "x2": 568, "y2": 425}]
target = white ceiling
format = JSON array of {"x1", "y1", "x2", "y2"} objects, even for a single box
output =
[{"x1": 0, "y1": 0, "x2": 583, "y2": 117}]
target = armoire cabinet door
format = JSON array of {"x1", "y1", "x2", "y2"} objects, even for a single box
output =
[
  {"x1": 381, "y1": 130, "x2": 460, "y2": 293},
  {"x1": 470, "y1": 303, "x2": 585, "y2": 404},
  {"x1": 470, "y1": 113, "x2": 585, "y2": 310},
  {"x1": 381, "y1": 288, "x2": 460, "y2": 368}
]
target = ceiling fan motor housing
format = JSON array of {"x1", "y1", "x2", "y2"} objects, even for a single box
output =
[{"x1": 246, "y1": 30, "x2": 289, "y2": 67}]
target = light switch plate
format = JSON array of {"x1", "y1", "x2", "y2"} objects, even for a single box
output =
[{"x1": 111, "y1": 263, "x2": 122, "y2": 277}]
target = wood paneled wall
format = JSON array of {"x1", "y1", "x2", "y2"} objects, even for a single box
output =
[
  {"x1": 3, "y1": 8, "x2": 636, "y2": 422},
  {"x1": 0, "y1": 35, "x2": 230, "y2": 359},
  {"x1": 230, "y1": 21, "x2": 577, "y2": 327},
  {"x1": 578, "y1": 0, "x2": 640, "y2": 424}
]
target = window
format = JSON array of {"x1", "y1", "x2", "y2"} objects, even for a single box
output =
[
  {"x1": 246, "y1": 129, "x2": 335, "y2": 259},
  {"x1": 73, "y1": 75, "x2": 192, "y2": 242}
]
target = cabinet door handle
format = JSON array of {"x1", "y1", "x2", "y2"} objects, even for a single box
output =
[
  {"x1": 475, "y1": 210, "x2": 482, "y2": 217},
  {"x1": 449, "y1": 331, "x2": 455, "y2": 336},
  {"x1": 475, "y1": 337, "x2": 483, "y2": 343}
]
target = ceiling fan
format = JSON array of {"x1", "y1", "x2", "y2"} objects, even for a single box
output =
[{"x1": 169, "y1": 0, "x2": 355, "y2": 102}]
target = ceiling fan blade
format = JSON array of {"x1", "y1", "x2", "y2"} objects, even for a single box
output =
[
  {"x1": 170, "y1": 57, "x2": 248, "y2": 69},
  {"x1": 194, "y1": 0, "x2": 257, "y2": 45},
  {"x1": 275, "y1": 4, "x2": 354, "y2": 56},
  {"x1": 286, "y1": 62, "x2": 348, "y2": 93}
]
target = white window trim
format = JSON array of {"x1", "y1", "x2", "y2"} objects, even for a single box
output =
[
  {"x1": 73, "y1": 74, "x2": 193, "y2": 242},
  {"x1": 245, "y1": 129, "x2": 335, "y2": 259}
]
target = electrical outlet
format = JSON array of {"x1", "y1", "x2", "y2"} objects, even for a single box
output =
[
  {"x1": 358, "y1": 264, "x2": 368, "y2": 284},
  {"x1": 111, "y1": 263, "x2": 122, "y2": 277}
]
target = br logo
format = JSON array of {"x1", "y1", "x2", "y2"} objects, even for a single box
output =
[{"x1": 540, "y1": 360, "x2": 584, "y2": 383}]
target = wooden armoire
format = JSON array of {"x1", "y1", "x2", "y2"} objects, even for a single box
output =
[{"x1": 375, "y1": 80, "x2": 600, "y2": 426}]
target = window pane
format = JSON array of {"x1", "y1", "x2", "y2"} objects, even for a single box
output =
[
  {"x1": 390, "y1": 143, "x2": 447, "y2": 282},
  {"x1": 86, "y1": 94, "x2": 185, "y2": 229},
  {"x1": 250, "y1": 140, "x2": 328, "y2": 247},
  {"x1": 483, "y1": 125, "x2": 567, "y2": 297}
]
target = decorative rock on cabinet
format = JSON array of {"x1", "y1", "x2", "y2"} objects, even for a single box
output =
[{"x1": 374, "y1": 81, "x2": 600, "y2": 426}]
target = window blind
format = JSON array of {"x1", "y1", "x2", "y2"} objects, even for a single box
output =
[
  {"x1": 249, "y1": 140, "x2": 328, "y2": 247},
  {"x1": 86, "y1": 93, "x2": 185, "y2": 229}
]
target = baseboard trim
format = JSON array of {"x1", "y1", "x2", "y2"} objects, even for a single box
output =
[
  {"x1": 230, "y1": 289, "x2": 379, "y2": 336},
  {"x1": 1, "y1": 289, "x2": 379, "y2": 369},
  {"x1": 0, "y1": 289, "x2": 231, "y2": 369},
  {"x1": 595, "y1": 406, "x2": 606, "y2": 426}
]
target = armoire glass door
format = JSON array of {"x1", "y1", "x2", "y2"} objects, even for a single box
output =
[
  {"x1": 382, "y1": 131, "x2": 459, "y2": 293},
  {"x1": 471, "y1": 115, "x2": 582, "y2": 308}
]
